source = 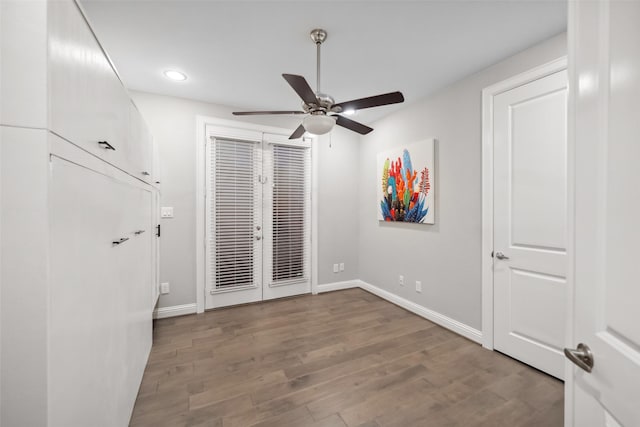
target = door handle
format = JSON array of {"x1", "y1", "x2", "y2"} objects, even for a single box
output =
[
  {"x1": 564, "y1": 343, "x2": 594, "y2": 373},
  {"x1": 98, "y1": 140, "x2": 116, "y2": 151},
  {"x1": 495, "y1": 251, "x2": 509, "y2": 260}
]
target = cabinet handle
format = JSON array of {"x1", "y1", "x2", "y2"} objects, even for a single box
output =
[
  {"x1": 141, "y1": 171, "x2": 150, "y2": 176},
  {"x1": 98, "y1": 141, "x2": 116, "y2": 151},
  {"x1": 112, "y1": 237, "x2": 129, "y2": 245},
  {"x1": 134, "y1": 230, "x2": 145, "y2": 235}
]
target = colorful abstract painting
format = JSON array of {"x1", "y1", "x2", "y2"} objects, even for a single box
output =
[{"x1": 377, "y1": 139, "x2": 435, "y2": 224}]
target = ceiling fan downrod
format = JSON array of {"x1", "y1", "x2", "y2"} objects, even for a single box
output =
[{"x1": 310, "y1": 29, "x2": 327, "y2": 95}]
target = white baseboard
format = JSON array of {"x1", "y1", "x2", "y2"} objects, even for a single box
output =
[
  {"x1": 356, "y1": 280, "x2": 483, "y2": 344},
  {"x1": 153, "y1": 281, "x2": 483, "y2": 345},
  {"x1": 153, "y1": 303, "x2": 197, "y2": 319},
  {"x1": 316, "y1": 280, "x2": 360, "y2": 293}
]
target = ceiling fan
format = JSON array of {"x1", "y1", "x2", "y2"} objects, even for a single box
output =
[{"x1": 232, "y1": 29, "x2": 405, "y2": 140}]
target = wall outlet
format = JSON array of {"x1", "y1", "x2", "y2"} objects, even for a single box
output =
[
  {"x1": 399, "y1": 275, "x2": 404, "y2": 286},
  {"x1": 160, "y1": 282, "x2": 170, "y2": 294},
  {"x1": 161, "y1": 207, "x2": 174, "y2": 218},
  {"x1": 333, "y1": 264, "x2": 339, "y2": 273},
  {"x1": 416, "y1": 281, "x2": 422, "y2": 293},
  {"x1": 339, "y1": 263, "x2": 345, "y2": 272}
]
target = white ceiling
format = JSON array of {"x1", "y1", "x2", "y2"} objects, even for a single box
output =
[{"x1": 80, "y1": 0, "x2": 567, "y2": 123}]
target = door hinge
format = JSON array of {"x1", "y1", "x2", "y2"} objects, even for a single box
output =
[
  {"x1": 156, "y1": 224, "x2": 161, "y2": 237},
  {"x1": 491, "y1": 251, "x2": 494, "y2": 258}
]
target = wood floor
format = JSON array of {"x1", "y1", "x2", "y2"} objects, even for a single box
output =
[{"x1": 130, "y1": 289, "x2": 563, "y2": 427}]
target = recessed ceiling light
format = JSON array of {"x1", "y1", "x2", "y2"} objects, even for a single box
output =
[
  {"x1": 164, "y1": 70, "x2": 187, "y2": 81},
  {"x1": 343, "y1": 109, "x2": 356, "y2": 116}
]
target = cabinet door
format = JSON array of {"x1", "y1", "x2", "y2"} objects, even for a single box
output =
[
  {"x1": 49, "y1": 153, "x2": 152, "y2": 426},
  {"x1": 151, "y1": 189, "x2": 161, "y2": 306},
  {"x1": 48, "y1": 0, "x2": 130, "y2": 171},
  {"x1": 118, "y1": 185, "x2": 153, "y2": 419},
  {"x1": 127, "y1": 102, "x2": 154, "y2": 183},
  {"x1": 49, "y1": 155, "x2": 124, "y2": 426}
]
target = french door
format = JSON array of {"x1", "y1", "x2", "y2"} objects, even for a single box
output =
[{"x1": 204, "y1": 130, "x2": 311, "y2": 309}]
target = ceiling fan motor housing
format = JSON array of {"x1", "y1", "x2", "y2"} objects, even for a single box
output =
[{"x1": 303, "y1": 93, "x2": 335, "y2": 114}]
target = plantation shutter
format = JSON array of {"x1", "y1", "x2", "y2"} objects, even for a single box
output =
[
  {"x1": 264, "y1": 142, "x2": 311, "y2": 287},
  {"x1": 206, "y1": 137, "x2": 262, "y2": 293}
]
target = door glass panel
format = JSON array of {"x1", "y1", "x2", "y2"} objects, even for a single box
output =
[
  {"x1": 210, "y1": 139, "x2": 259, "y2": 291},
  {"x1": 271, "y1": 145, "x2": 310, "y2": 285}
]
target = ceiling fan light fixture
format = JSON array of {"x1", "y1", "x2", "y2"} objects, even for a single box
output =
[
  {"x1": 343, "y1": 109, "x2": 356, "y2": 116},
  {"x1": 302, "y1": 114, "x2": 336, "y2": 136}
]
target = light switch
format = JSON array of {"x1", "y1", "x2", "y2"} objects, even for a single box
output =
[
  {"x1": 160, "y1": 282, "x2": 170, "y2": 294},
  {"x1": 161, "y1": 207, "x2": 174, "y2": 218}
]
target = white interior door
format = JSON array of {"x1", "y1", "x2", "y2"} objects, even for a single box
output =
[
  {"x1": 493, "y1": 69, "x2": 568, "y2": 379},
  {"x1": 204, "y1": 131, "x2": 311, "y2": 309},
  {"x1": 569, "y1": 1, "x2": 640, "y2": 425}
]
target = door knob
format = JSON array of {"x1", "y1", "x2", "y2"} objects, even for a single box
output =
[
  {"x1": 495, "y1": 251, "x2": 509, "y2": 260},
  {"x1": 564, "y1": 343, "x2": 594, "y2": 373}
]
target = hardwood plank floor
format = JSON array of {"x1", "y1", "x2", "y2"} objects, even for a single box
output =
[{"x1": 130, "y1": 289, "x2": 563, "y2": 427}]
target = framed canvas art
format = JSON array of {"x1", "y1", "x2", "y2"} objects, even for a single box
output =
[{"x1": 377, "y1": 139, "x2": 435, "y2": 224}]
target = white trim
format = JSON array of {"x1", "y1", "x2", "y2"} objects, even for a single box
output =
[
  {"x1": 316, "y1": 280, "x2": 360, "y2": 293},
  {"x1": 565, "y1": 4, "x2": 578, "y2": 425},
  {"x1": 481, "y1": 56, "x2": 568, "y2": 350},
  {"x1": 195, "y1": 116, "x2": 207, "y2": 313},
  {"x1": 153, "y1": 280, "x2": 483, "y2": 344},
  {"x1": 153, "y1": 303, "x2": 197, "y2": 319},
  {"x1": 357, "y1": 280, "x2": 483, "y2": 344},
  {"x1": 195, "y1": 115, "x2": 319, "y2": 312}
]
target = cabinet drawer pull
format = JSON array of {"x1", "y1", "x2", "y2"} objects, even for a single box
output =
[
  {"x1": 98, "y1": 141, "x2": 116, "y2": 151},
  {"x1": 134, "y1": 230, "x2": 145, "y2": 235},
  {"x1": 112, "y1": 237, "x2": 129, "y2": 245},
  {"x1": 141, "y1": 171, "x2": 150, "y2": 176}
]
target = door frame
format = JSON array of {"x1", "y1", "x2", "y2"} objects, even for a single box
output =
[
  {"x1": 480, "y1": 56, "x2": 568, "y2": 350},
  {"x1": 194, "y1": 115, "x2": 319, "y2": 313}
]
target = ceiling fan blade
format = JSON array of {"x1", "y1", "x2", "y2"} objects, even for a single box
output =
[
  {"x1": 333, "y1": 91, "x2": 404, "y2": 112},
  {"x1": 288, "y1": 124, "x2": 306, "y2": 140},
  {"x1": 232, "y1": 110, "x2": 305, "y2": 116},
  {"x1": 335, "y1": 115, "x2": 373, "y2": 135},
  {"x1": 282, "y1": 74, "x2": 318, "y2": 105}
]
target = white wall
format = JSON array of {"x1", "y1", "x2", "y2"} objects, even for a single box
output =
[
  {"x1": 130, "y1": 92, "x2": 360, "y2": 309},
  {"x1": 357, "y1": 33, "x2": 566, "y2": 331}
]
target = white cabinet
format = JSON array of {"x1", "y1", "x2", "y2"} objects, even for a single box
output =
[
  {"x1": 48, "y1": 145, "x2": 153, "y2": 426},
  {"x1": 48, "y1": 0, "x2": 157, "y2": 184},
  {"x1": 0, "y1": 1, "x2": 159, "y2": 425},
  {"x1": 49, "y1": 0, "x2": 131, "y2": 170}
]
